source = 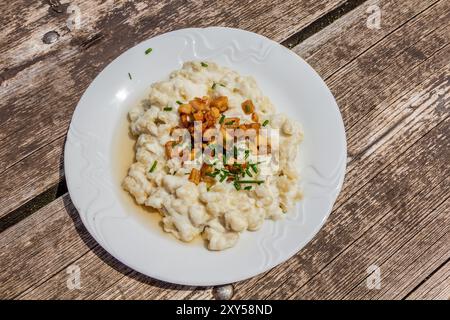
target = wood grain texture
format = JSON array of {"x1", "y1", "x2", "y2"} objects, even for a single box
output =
[
  {"x1": 0, "y1": 0, "x2": 346, "y2": 219},
  {"x1": 405, "y1": 260, "x2": 450, "y2": 300},
  {"x1": 1, "y1": 0, "x2": 449, "y2": 300}
]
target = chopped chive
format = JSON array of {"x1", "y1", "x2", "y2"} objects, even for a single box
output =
[
  {"x1": 244, "y1": 149, "x2": 250, "y2": 159},
  {"x1": 219, "y1": 174, "x2": 228, "y2": 182},
  {"x1": 225, "y1": 120, "x2": 234, "y2": 125},
  {"x1": 128, "y1": 72, "x2": 132, "y2": 80},
  {"x1": 176, "y1": 100, "x2": 183, "y2": 105},
  {"x1": 233, "y1": 146, "x2": 238, "y2": 159},
  {"x1": 262, "y1": 120, "x2": 269, "y2": 127},
  {"x1": 250, "y1": 163, "x2": 258, "y2": 174},
  {"x1": 149, "y1": 160, "x2": 157, "y2": 173},
  {"x1": 164, "y1": 107, "x2": 173, "y2": 111},
  {"x1": 219, "y1": 114, "x2": 225, "y2": 124},
  {"x1": 212, "y1": 83, "x2": 225, "y2": 88},
  {"x1": 244, "y1": 186, "x2": 252, "y2": 190},
  {"x1": 245, "y1": 168, "x2": 253, "y2": 177},
  {"x1": 201, "y1": 62, "x2": 208, "y2": 67},
  {"x1": 206, "y1": 172, "x2": 218, "y2": 178},
  {"x1": 236, "y1": 180, "x2": 264, "y2": 184},
  {"x1": 233, "y1": 181, "x2": 241, "y2": 190},
  {"x1": 145, "y1": 48, "x2": 153, "y2": 55}
]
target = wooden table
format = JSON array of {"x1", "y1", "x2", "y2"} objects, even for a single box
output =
[{"x1": 1, "y1": 0, "x2": 449, "y2": 300}]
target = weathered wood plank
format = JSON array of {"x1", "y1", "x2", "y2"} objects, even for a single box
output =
[
  {"x1": 0, "y1": 193, "x2": 184, "y2": 300},
  {"x1": 344, "y1": 199, "x2": 449, "y2": 300},
  {"x1": 0, "y1": 136, "x2": 65, "y2": 219},
  {"x1": 287, "y1": 185, "x2": 450, "y2": 299},
  {"x1": 0, "y1": 0, "x2": 346, "y2": 218},
  {"x1": 405, "y1": 261, "x2": 450, "y2": 300}
]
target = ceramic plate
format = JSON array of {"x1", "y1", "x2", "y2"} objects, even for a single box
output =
[{"x1": 64, "y1": 27, "x2": 346, "y2": 286}]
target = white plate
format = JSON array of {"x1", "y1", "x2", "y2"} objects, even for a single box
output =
[{"x1": 64, "y1": 27, "x2": 346, "y2": 286}]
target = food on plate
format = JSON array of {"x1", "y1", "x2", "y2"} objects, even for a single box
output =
[{"x1": 122, "y1": 61, "x2": 303, "y2": 250}]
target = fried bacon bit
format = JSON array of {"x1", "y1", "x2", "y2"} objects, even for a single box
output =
[
  {"x1": 210, "y1": 96, "x2": 229, "y2": 112},
  {"x1": 189, "y1": 168, "x2": 201, "y2": 185},
  {"x1": 165, "y1": 141, "x2": 175, "y2": 158},
  {"x1": 178, "y1": 104, "x2": 192, "y2": 114},
  {"x1": 200, "y1": 163, "x2": 213, "y2": 176},
  {"x1": 180, "y1": 114, "x2": 191, "y2": 127},
  {"x1": 190, "y1": 97, "x2": 210, "y2": 111},
  {"x1": 210, "y1": 107, "x2": 220, "y2": 118},
  {"x1": 237, "y1": 122, "x2": 261, "y2": 133},
  {"x1": 202, "y1": 175, "x2": 216, "y2": 187},
  {"x1": 193, "y1": 111, "x2": 204, "y2": 121},
  {"x1": 241, "y1": 99, "x2": 255, "y2": 114},
  {"x1": 168, "y1": 95, "x2": 271, "y2": 164}
]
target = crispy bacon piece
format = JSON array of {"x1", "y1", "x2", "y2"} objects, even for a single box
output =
[
  {"x1": 241, "y1": 99, "x2": 255, "y2": 114},
  {"x1": 189, "y1": 168, "x2": 201, "y2": 185},
  {"x1": 190, "y1": 97, "x2": 209, "y2": 112},
  {"x1": 238, "y1": 122, "x2": 261, "y2": 132},
  {"x1": 200, "y1": 163, "x2": 213, "y2": 176},
  {"x1": 193, "y1": 111, "x2": 204, "y2": 121},
  {"x1": 178, "y1": 103, "x2": 192, "y2": 114},
  {"x1": 211, "y1": 96, "x2": 228, "y2": 112},
  {"x1": 165, "y1": 141, "x2": 175, "y2": 158},
  {"x1": 180, "y1": 114, "x2": 191, "y2": 127}
]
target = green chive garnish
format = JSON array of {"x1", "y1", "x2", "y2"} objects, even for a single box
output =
[
  {"x1": 219, "y1": 174, "x2": 228, "y2": 182},
  {"x1": 211, "y1": 83, "x2": 217, "y2": 89},
  {"x1": 201, "y1": 62, "x2": 208, "y2": 67},
  {"x1": 233, "y1": 146, "x2": 238, "y2": 159},
  {"x1": 233, "y1": 181, "x2": 241, "y2": 190},
  {"x1": 262, "y1": 120, "x2": 269, "y2": 127},
  {"x1": 219, "y1": 83, "x2": 225, "y2": 87},
  {"x1": 128, "y1": 72, "x2": 132, "y2": 80},
  {"x1": 225, "y1": 120, "x2": 234, "y2": 125},
  {"x1": 206, "y1": 171, "x2": 219, "y2": 178},
  {"x1": 176, "y1": 100, "x2": 183, "y2": 105},
  {"x1": 145, "y1": 48, "x2": 153, "y2": 55},
  {"x1": 244, "y1": 150, "x2": 250, "y2": 159},
  {"x1": 149, "y1": 160, "x2": 157, "y2": 173},
  {"x1": 244, "y1": 186, "x2": 252, "y2": 190},
  {"x1": 219, "y1": 114, "x2": 225, "y2": 124},
  {"x1": 245, "y1": 168, "x2": 253, "y2": 177},
  {"x1": 164, "y1": 107, "x2": 172, "y2": 111},
  {"x1": 250, "y1": 164, "x2": 258, "y2": 174},
  {"x1": 237, "y1": 180, "x2": 264, "y2": 184}
]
